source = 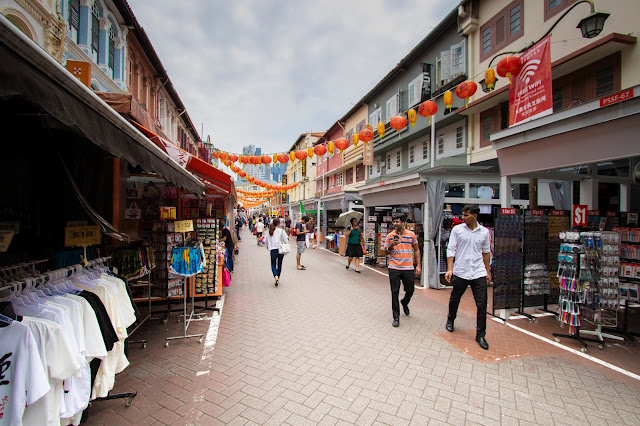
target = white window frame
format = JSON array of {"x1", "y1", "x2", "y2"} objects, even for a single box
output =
[
  {"x1": 408, "y1": 137, "x2": 429, "y2": 168},
  {"x1": 450, "y1": 39, "x2": 466, "y2": 75},
  {"x1": 408, "y1": 74, "x2": 423, "y2": 107},
  {"x1": 369, "y1": 156, "x2": 382, "y2": 178},
  {"x1": 436, "y1": 122, "x2": 467, "y2": 160},
  {"x1": 456, "y1": 126, "x2": 464, "y2": 149},
  {"x1": 329, "y1": 175, "x2": 334, "y2": 189},
  {"x1": 337, "y1": 171, "x2": 343, "y2": 187},
  {"x1": 385, "y1": 93, "x2": 399, "y2": 122},
  {"x1": 369, "y1": 108, "x2": 382, "y2": 126},
  {"x1": 386, "y1": 147, "x2": 402, "y2": 173}
]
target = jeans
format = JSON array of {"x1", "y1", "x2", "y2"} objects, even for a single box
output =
[
  {"x1": 389, "y1": 269, "x2": 415, "y2": 320},
  {"x1": 236, "y1": 227, "x2": 241, "y2": 240},
  {"x1": 448, "y1": 275, "x2": 487, "y2": 337},
  {"x1": 270, "y1": 249, "x2": 284, "y2": 277},
  {"x1": 226, "y1": 247, "x2": 234, "y2": 272}
]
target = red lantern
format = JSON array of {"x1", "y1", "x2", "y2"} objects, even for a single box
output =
[
  {"x1": 418, "y1": 100, "x2": 438, "y2": 126},
  {"x1": 295, "y1": 150, "x2": 307, "y2": 161},
  {"x1": 358, "y1": 125, "x2": 374, "y2": 143},
  {"x1": 240, "y1": 156, "x2": 249, "y2": 164},
  {"x1": 334, "y1": 138, "x2": 349, "y2": 152},
  {"x1": 247, "y1": 176, "x2": 255, "y2": 183},
  {"x1": 250, "y1": 156, "x2": 260, "y2": 164},
  {"x1": 389, "y1": 116, "x2": 408, "y2": 139},
  {"x1": 261, "y1": 155, "x2": 272, "y2": 164},
  {"x1": 277, "y1": 153, "x2": 289, "y2": 164},
  {"x1": 231, "y1": 165, "x2": 240, "y2": 173},
  {"x1": 239, "y1": 171, "x2": 246, "y2": 178},
  {"x1": 229, "y1": 154, "x2": 239, "y2": 163},
  {"x1": 496, "y1": 56, "x2": 522, "y2": 84},
  {"x1": 455, "y1": 80, "x2": 478, "y2": 108},
  {"x1": 314, "y1": 144, "x2": 327, "y2": 157},
  {"x1": 212, "y1": 151, "x2": 219, "y2": 159}
]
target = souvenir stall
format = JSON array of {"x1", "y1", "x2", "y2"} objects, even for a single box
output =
[{"x1": 0, "y1": 15, "x2": 206, "y2": 423}]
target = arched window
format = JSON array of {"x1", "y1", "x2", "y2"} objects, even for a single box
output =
[{"x1": 5, "y1": 14, "x2": 35, "y2": 41}]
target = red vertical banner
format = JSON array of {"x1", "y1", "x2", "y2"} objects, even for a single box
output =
[{"x1": 509, "y1": 35, "x2": 553, "y2": 127}]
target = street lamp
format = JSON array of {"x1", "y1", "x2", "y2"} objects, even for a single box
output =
[{"x1": 203, "y1": 135, "x2": 213, "y2": 164}]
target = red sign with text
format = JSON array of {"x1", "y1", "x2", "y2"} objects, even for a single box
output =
[
  {"x1": 501, "y1": 208, "x2": 517, "y2": 215},
  {"x1": 572, "y1": 205, "x2": 588, "y2": 228},
  {"x1": 550, "y1": 210, "x2": 566, "y2": 216},
  {"x1": 509, "y1": 35, "x2": 553, "y2": 127},
  {"x1": 600, "y1": 88, "x2": 633, "y2": 108},
  {"x1": 530, "y1": 209, "x2": 545, "y2": 216}
]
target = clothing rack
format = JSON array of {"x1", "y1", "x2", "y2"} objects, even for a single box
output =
[{"x1": 2, "y1": 257, "x2": 139, "y2": 413}]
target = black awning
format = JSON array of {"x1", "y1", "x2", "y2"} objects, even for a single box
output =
[{"x1": 0, "y1": 16, "x2": 204, "y2": 194}]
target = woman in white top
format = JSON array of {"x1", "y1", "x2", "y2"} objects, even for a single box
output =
[
  {"x1": 255, "y1": 218, "x2": 265, "y2": 245},
  {"x1": 264, "y1": 218, "x2": 288, "y2": 286}
]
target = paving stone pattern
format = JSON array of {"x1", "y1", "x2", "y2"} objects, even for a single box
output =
[{"x1": 86, "y1": 228, "x2": 640, "y2": 425}]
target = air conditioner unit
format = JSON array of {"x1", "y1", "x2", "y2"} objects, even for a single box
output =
[{"x1": 458, "y1": 5, "x2": 468, "y2": 18}]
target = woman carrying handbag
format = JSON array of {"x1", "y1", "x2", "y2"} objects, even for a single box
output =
[{"x1": 264, "y1": 218, "x2": 289, "y2": 287}]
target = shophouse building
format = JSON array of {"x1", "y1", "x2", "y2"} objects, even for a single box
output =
[
  {"x1": 282, "y1": 132, "x2": 324, "y2": 219},
  {"x1": 458, "y1": 0, "x2": 639, "y2": 212}
]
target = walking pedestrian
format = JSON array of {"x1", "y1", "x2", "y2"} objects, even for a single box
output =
[
  {"x1": 295, "y1": 216, "x2": 309, "y2": 270},
  {"x1": 285, "y1": 216, "x2": 292, "y2": 237},
  {"x1": 383, "y1": 212, "x2": 421, "y2": 328},
  {"x1": 445, "y1": 204, "x2": 492, "y2": 350},
  {"x1": 344, "y1": 217, "x2": 365, "y2": 273},
  {"x1": 255, "y1": 218, "x2": 265, "y2": 245},
  {"x1": 220, "y1": 225, "x2": 237, "y2": 273},
  {"x1": 305, "y1": 216, "x2": 317, "y2": 249},
  {"x1": 235, "y1": 216, "x2": 243, "y2": 242},
  {"x1": 264, "y1": 217, "x2": 288, "y2": 286}
]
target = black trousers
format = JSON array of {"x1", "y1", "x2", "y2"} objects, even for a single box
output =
[
  {"x1": 389, "y1": 269, "x2": 415, "y2": 320},
  {"x1": 448, "y1": 275, "x2": 487, "y2": 337}
]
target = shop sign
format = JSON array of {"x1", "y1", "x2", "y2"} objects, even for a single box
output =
[
  {"x1": 530, "y1": 209, "x2": 545, "y2": 216},
  {"x1": 65, "y1": 60, "x2": 91, "y2": 88},
  {"x1": 301, "y1": 158, "x2": 306, "y2": 177},
  {"x1": 509, "y1": 35, "x2": 553, "y2": 127},
  {"x1": 0, "y1": 230, "x2": 14, "y2": 252},
  {"x1": 627, "y1": 212, "x2": 638, "y2": 226},
  {"x1": 606, "y1": 211, "x2": 617, "y2": 218},
  {"x1": 572, "y1": 205, "x2": 588, "y2": 228},
  {"x1": 588, "y1": 210, "x2": 600, "y2": 216},
  {"x1": 501, "y1": 208, "x2": 517, "y2": 215},
  {"x1": 0, "y1": 221, "x2": 20, "y2": 235},
  {"x1": 550, "y1": 210, "x2": 566, "y2": 216},
  {"x1": 600, "y1": 88, "x2": 633, "y2": 108},
  {"x1": 175, "y1": 220, "x2": 194, "y2": 233},
  {"x1": 420, "y1": 63, "x2": 432, "y2": 102},
  {"x1": 65, "y1": 226, "x2": 101, "y2": 247},
  {"x1": 368, "y1": 216, "x2": 377, "y2": 222}
]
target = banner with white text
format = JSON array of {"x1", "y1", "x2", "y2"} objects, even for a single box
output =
[{"x1": 509, "y1": 35, "x2": 553, "y2": 127}]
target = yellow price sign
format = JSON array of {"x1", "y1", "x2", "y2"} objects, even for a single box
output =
[
  {"x1": 65, "y1": 226, "x2": 101, "y2": 247},
  {"x1": 174, "y1": 220, "x2": 194, "y2": 233}
]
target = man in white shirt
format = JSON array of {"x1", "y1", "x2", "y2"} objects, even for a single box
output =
[{"x1": 444, "y1": 204, "x2": 492, "y2": 350}]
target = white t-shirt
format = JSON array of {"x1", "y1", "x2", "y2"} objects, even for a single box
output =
[
  {"x1": 22, "y1": 317, "x2": 81, "y2": 426},
  {"x1": 255, "y1": 222, "x2": 265, "y2": 233},
  {"x1": 0, "y1": 321, "x2": 50, "y2": 426}
]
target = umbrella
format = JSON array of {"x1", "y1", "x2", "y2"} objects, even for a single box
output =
[{"x1": 335, "y1": 210, "x2": 363, "y2": 228}]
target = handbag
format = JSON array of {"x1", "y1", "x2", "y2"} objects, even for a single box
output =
[
  {"x1": 222, "y1": 267, "x2": 231, "y2": 287},
  {"x1": 279, "y1": 241, "x2": 291, "y2": 254},
  {"x1": 253, "y1": 228, "x2": 258, "y2": 235},
  {"x1": 125, "y1": 201, "x2": 141, "y2": 220}
]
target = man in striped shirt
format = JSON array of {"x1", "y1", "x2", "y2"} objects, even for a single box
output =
[{"x1": 384, "y1": 212, "x2": 421, "y2": 327}]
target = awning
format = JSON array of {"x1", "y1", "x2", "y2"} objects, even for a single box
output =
[
  {"x1": 0, "y1": 15, "x2": 204, "y2": 194},
  {"x1": 130, "y1": 121, "x2": 235, "y2": 197}
]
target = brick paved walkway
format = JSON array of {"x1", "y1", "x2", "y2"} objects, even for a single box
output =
[{"x1": 86, "y1": 228, "x2": 640, "y2": 425}]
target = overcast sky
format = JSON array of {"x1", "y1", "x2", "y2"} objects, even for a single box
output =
[{"x1": 132, "y1": 0, "x2": 458, "y2": 155}]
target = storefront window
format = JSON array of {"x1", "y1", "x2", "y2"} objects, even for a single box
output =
[
  {"x1": 469, "y1": 183, "x2": 499, "y2": 199},
  {"x1": 597, "y1": 159, "x2": 629, "y2": 178},
  {"x1": 512, "y1": 183, "x2": 529, "y2": 200},
  {"x1": 445, "y1": 183, "x2": 465, "y2": 198}
]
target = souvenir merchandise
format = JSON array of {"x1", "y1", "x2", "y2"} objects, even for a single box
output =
[
  {"x1": 111, "y1": 245, "x2": 155, "y2": 280},
  {"x1": 169, "y1": 244, "x2": 205, "y2": 277},
  {"x1": 547, "y1": 211, "x2": 570, "y2": 300},
  {"x1": 0, "y1": 259, "x2": 136, "y2": 425},
  {"x1": 493, "y1": 211, "x2": 524, "y2": 310},
  {"x1": 523, "y1": 211, "x2": 549, "y2": 296},
  {"x1": 195, "y1": 219, "x2": 219, "y2": 295},
  {"x1": 152, "y1": 221, "x2": 182, "y2": 297}
]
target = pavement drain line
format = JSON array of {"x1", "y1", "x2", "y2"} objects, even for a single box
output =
[
  {"x1": 197, "y1": 293, "x2": 226, "y2": 375},
  {"x1": 320, "y1": 246, "x2": 640, "y2": 382},
  {"x1": 490, "y1": 317, "x2": 640, "y2": 382}
]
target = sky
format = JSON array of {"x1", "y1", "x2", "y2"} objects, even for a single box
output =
[{"x1": 131, "y1": 0, "x2": 458, "y2": 156}]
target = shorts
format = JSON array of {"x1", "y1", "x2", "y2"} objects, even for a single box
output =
[{"x1": 297, "y1": 241, "x2": 306, "y2": 254}]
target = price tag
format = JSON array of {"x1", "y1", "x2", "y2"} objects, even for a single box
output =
[
  {"x1": 501, "y1": 208, "x2": 517, "y2": 215},
  {"x1": 606, "y1": 211, "x2": 617, "y2": 218},
  {"x1": 588, "y1": 210, "x2": 600, "y2": 216},
  {"x1": 65, "y1": 226, "x2": 101, "y2": 247},
  {"x1": 572, "y1": 205, "x2": 588, "y2": 228},
  {"x1": 368, "y1": 216, "x2": 377, "y2": 222},
  {"x1": 550, "y1": 210, "x2": 566, "y2": 216},
  {"x1": 0, "y1": 230, "x2": 14, "y2": 252},
  {"x1": 530, "y1": 209, "x2": 545, "y2": 216},
  {"x1": 175, "y1": 220, "x2": 194, "y2": 233}
]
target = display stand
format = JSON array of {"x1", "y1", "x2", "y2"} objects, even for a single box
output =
[
  {"x1": 165, "y1": 223, "x2": 204, "y2": 347},
  {"x1": 125, "y1": 272, "x2": 154, "y2": 349}
]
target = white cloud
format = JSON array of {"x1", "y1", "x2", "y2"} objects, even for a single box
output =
[{"x1": 131, "y1": 0, "x2": 457, "y2": 154}]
